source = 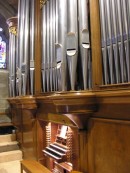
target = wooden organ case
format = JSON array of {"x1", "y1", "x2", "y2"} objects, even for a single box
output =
[{"x1": 7, "y1": 0, "x2": 130, "y2": 173}]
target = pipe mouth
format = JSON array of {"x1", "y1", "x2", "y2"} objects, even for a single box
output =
[
  {"x1": 82, "y1": 43, "x2": 90, "y2": 49},
  {"x1": 67, "y1": 49, "x2": 77, "y2": 56}
]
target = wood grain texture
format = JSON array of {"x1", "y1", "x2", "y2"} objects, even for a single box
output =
[
  {"x1": 88, "y1": 118, "x2": 130, "y2": 173},
  {"x1": 90, "y1": 0, "x2": 102, "y2": 88},
  {"x1": 21, "y1": 160, "x2": 51, "y2": 173}
]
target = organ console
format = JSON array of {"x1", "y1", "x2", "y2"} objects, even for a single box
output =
[{"x1": 7, "y1": 0, "x2": 130, "y2": 173}]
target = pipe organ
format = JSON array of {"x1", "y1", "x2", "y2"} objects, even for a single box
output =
[
  {"x1": 41, "y1": 0, "x2": 91, "y2": 92},
  {"x1": 7, "y1": 0, "x2": 130, "y2": 173}
]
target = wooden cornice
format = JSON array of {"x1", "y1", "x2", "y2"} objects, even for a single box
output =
[
  {"x1": 8, "y1": 96, "x2": 37, "y2": 110},
  {"x1": 48, "y1": 91, "x2": 97, "y2": 114},
  {"x1": 8, "y1": 97, "x2": 21, "y2": 108},
  {"x1": 36, "y1": 91, "x2": 96, "y2": 129},
  {"x1": 35, "y1": 91, "x2": 97, "y2": 114},
  {"x1": 8, "y1": 89, "x2": 130, "y2": 125}
]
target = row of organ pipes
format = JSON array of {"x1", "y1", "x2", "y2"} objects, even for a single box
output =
[
  {"x1": 8, "y1": 0, "x2": 91, "y2": 97},
  {"x1": 99, "y1": 0, "x2": 130, "y2": 85},
  {"x1": 7, "y1": 0, "x2": 35, "y2": 97},
  {"x1": 41, "y1": 0, "x2": 91, "y2": 92},
  {"x1": 7, "y1": 0, "x2": 130, "y2": 97}
]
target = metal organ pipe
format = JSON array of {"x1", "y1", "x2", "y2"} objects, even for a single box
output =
[
  {"x1": 49, "y1": 0, "x2": 53, "y2": 92},
  {"x1": 56, "y1": 0, "x2": 67, "y2": 91},
  {"x1": 19, "y1": 0, "x2": 25, "y2": 95},
  {"x1": 46, "y1": 0, "x2": 50, "y2": 92},
  {"x1": 66, "y1": 0, "x2": 78, "y2": 90},
  {"x1": 16, "y1": 0, "x2": 21, "y2": 96},
  {"x1": 78, "y1": 0, "x2": 91, "y2": 90},
  {"x1": 9, "y1": 32, "x2": 16, "y2": 97},
  {"x1": 42, "y1": 4, "x2": 47, "y2": 92},
  {"x1": 116, "y1": 0, "x2": 127, "y2": 83},
  {"x1": 52, "y1": 0, "x2": 57, "y2": 91},
  {"x1": 22, "y1": 0, "x2": 29, "y2": 95},
  {"x1": 30, "y1": 0, "x2": 35, "y2": 95}
]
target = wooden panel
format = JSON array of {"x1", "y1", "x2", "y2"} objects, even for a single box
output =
[
  {"x1": 22, "y1": 109, "x2": 37, "y2": 160},
  {"x1": 37, "y1": 120, "x2": 48, "y2": 164},
  {"x1": 90, "y1": 0, "x2": 102, "y2": 88},
  {"x1": 88, "y1": 118, "x2": 130, "y2": 173},
  {"x1": 77, "y1": 130, "x2": 88, "y2": 173},
  {"x1": 95, "y1": 90, "x2": 130, "y2": 119}
]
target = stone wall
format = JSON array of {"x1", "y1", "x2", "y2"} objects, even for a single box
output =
[{"x1": 0, "y1": 70, "x2": 11, "y2": 123}]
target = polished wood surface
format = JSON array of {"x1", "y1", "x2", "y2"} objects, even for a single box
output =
[
  {"x1": 95, "y1": 89, "x2": 130, "y2": 119},
  {"x1": 88, "y1": 118, "x2": 130, "y2": 173},
  {"x1": 36, "y1": 91, "x2": 97, "y2": 114},
  {"x1": 8, "y1": 89, "x2": 130, "y2": 172},
  {"x1": 8, "y1": 96, "x2": 37, "y2": 160},
  {"x1": 21, "y1": 160, "x2": 51, "y2": 173},
  {"x1": 90, "y1": 0, "x2": 102, "y2": 88}
]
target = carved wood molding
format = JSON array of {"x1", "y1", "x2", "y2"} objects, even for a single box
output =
[
  {"x1": 49, "y1": 91, "x2": 97, "y2": 114},
  {"x1": 8, "y1": 96, "x2": 37, "y2": 110},
  {"x1": 8, "y1": 89, "x2": 130, "y2": 125},
  {"x1": 95, "y1": 90, "x2": 130, "y2": 120},
  {"x1": 36, "y1": 91, "x2": 96, "y2": 129}
]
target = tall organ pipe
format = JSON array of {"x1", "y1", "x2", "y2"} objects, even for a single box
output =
[
  {"x1": 30, "y1": 0, "x2": 35, "y2": 95},
  {"x1": 66, "y1": 0, "x2": 78, "y2": 90},
  {"x1": 15, "y1": 0, "x2": 20, "y2": 95},
  {"x1": 46, "y1": 0, "x2": 50, "y2": 92},
  {"x1": 52, "y1": 0, "x2": 57, "y2": 91},
  {"x1": 17, "y1": 0, "x2": 25, "y2": 95},
  {"x1": 55, "y1": 0, "x2": 67, "y2": 91},
  {"x1": 42, "y1": 4, "x2": 47, "y2": 92},
  {"x1": 22, "y1": 0, "x2": 29, "y2": 95},
  {"x1": 116, "y1": 0, "x2": 127, "y2": 82},
  {"x1": 18, "y1": 0, "x2": 26, "y2": 95},
  {"x1": 78, "y1": 0, "x2": 90, "y2": 89},
  {"x1": 50, "y1": 0, "x2": 56, "y2": 91},
  {"x1": 49, "y1": 0, "x2": 53, "y2": 91}
]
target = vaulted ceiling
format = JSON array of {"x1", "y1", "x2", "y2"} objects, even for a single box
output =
[{"x1": 0, "y1": 0, "x2": 18, "y2": 40}]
